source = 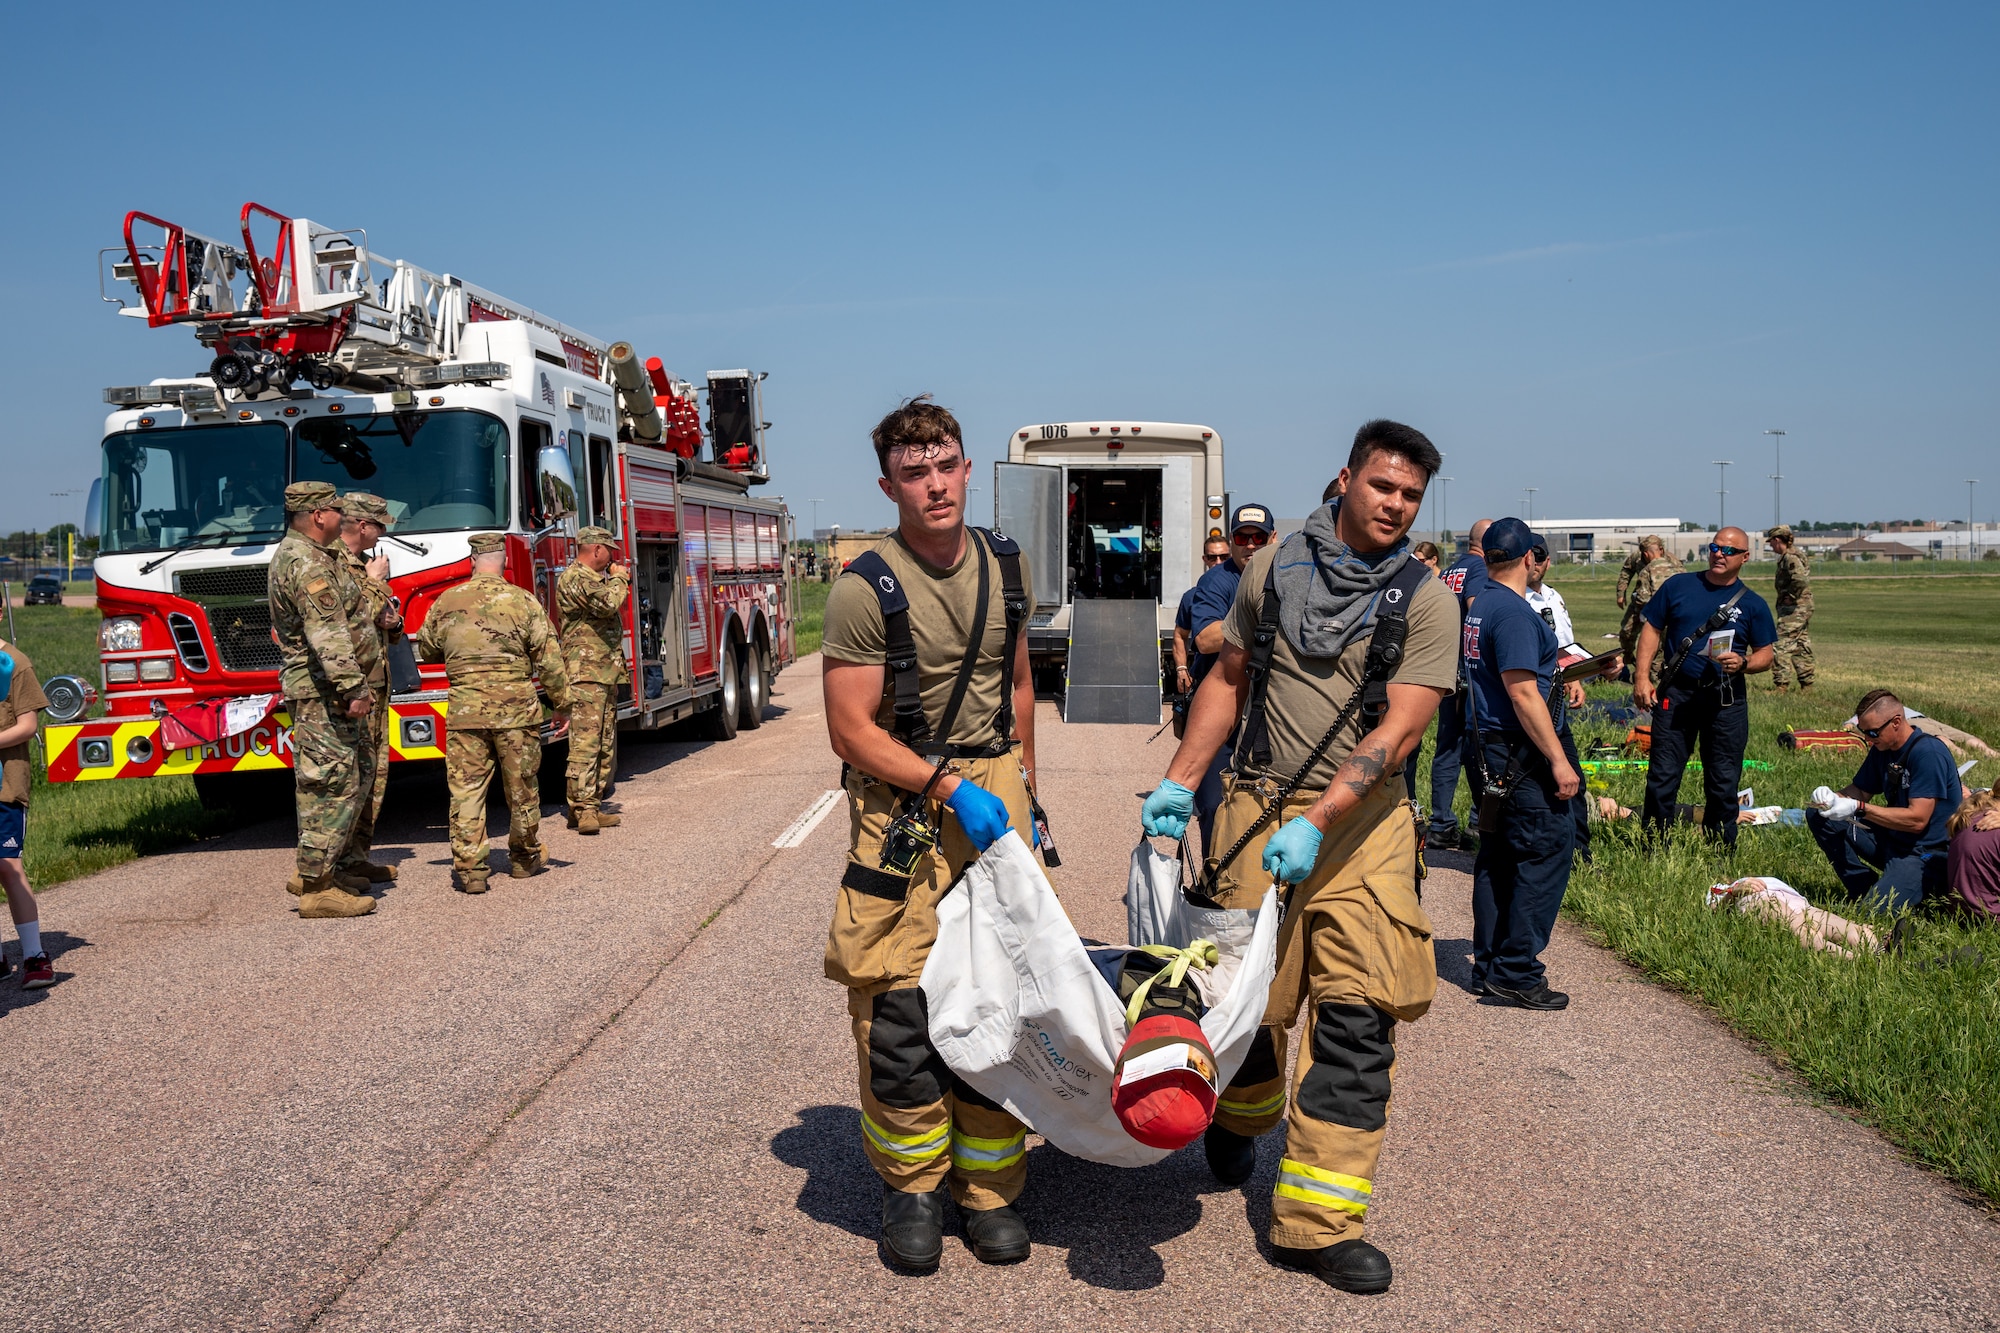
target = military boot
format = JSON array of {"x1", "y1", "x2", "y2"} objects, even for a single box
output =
[
  {"x1": 349, "y1": 861, "x2": 398, "y2": 883},
  {"x1": 456, "y1": 867, "x2": 491, "y2": 895},
  {"x1": 331, "y1": 869, "x2": 379, "y2": 893},
  {"x1": 575, "y1": 810, "x2": 600, "y2": 835},
  {"x1": 509, "y1": 848, "x2": 548, "y2": 879},
  {"x1": 297, "y1": 875, "x2": 377, "y2": 919},
  {"x1": 590, "y1": 811, "x2": 621, "y2": 828}
]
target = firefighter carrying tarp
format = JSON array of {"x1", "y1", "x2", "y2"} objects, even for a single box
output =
[
  {"x1": 820, "y1": 396, "x2": 1042, "y2": 1275},
  {"x1": 1143, "y1": 420, "x2": 1460, "y2": 1295}
]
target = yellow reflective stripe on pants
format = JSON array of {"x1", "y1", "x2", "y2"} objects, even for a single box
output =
[
  {"x1": 950, "y1": 1127, "x2": 1026, "y2": 1172},
  {"x1": 1218, "y1": 1089, "x2": 1287, "y2": 1118},
  {"x1": 1273, "y1": 1158, "x2": 1371, "y2": 1216},
  {"x1": 862, "y1": 1113, "x2": 950, "y2": 1165}
]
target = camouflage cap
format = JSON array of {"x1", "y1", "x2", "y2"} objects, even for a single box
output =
[
  {"x1": 1765, "y1": 524, "x2": 1794, "y2": 541},
  {"x1": 342, "y1": 492, "x2": 392, "y2": 524},
  {"x1": 284, "y1": 480, "x2": 340, "y2": 514},
  {"x1": 467, "y1": 531, "x2": 507, "y2": 556},
  {"x1": 576, "y1": 525, "x2": 615, "y2": 547}
]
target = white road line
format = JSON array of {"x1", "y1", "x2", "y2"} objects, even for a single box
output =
[{"x1": 773, "y1": 790, "x2": 842, "y2": 849}]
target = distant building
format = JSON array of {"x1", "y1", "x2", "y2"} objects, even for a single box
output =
[
  {"x1": 1835, "y1": 537, "x2": 1927, "y2": 563},
  {"x1": 1496, "y1": 518, "x2": 1685, "y2": 564}
]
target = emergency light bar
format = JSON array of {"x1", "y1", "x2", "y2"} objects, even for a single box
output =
[
  {"x1": 103, "y1": 384, "x2": 226, "y2": 416},
  {"x1": 404, "y1": 361, "x2": 509, "y2": 387}
]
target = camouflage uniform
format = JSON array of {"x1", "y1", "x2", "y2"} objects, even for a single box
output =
[
  {"x1": 268, "y1": 482, "x2": 375, "y2": 909},
  {"x1": 557, "y1": 526, "x2": 629, "y2": 827},
  {"x1": 418, "y1": 533, "x2": 571, "y2": 887},
  {"x1": 1623, "y1": 552, "x2": 1683, "y2": 681},
  {"x1": 1615, "y1": 546, "x2": 1648, "y2": 609},
  {"x1": 337, "y1": 492, "x2": 403, "y2": 880},
  {"x1": 1767, "y1": 526, "x2": 1815, "y2": 689}
]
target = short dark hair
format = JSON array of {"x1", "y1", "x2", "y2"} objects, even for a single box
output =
[
  {"x1": 1855, "y1": 688, "x2": 1902, "y2": 723},
  {"x1": 871, "y1": 395, "x2": 963, "y2": 477},
  {"x1": 1348, "y1": 419, "x2": 1442, "y2": 480}
]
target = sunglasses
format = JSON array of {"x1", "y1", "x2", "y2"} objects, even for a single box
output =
[
  {"x1": 1203, "y1": 552, "x2": 1228, "y2": 565},
  {"x1": 1860, "y1": 720, "x2": 1897, "y2": 740},
  {"x1": 1708, "y1": 543, "x2": 1747, "y2": 557},
  {"x1": 1232, "y1": 530, "x2": 1271, "y2": 547}
]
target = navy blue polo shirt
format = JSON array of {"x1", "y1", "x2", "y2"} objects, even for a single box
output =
[
  {"x1": 1853, "y1": 728, "x2": 1962, "y2": 855},
  {"x1": 1181, "y1": 559, "x2": 1241, "y2": 686},
  {"x1": 1641, "y1": 572, "x2": 1777, "y2": 685},
  {"x1": 1440, "y1": 550, "x2": 1489, "y2": 611},
  {"x1": 1463, "y1": 583, "x2": 1558, "y2": 734}
]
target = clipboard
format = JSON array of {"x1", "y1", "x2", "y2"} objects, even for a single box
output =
[{"x1": 1559, "y1": 649, "x2": 1624, "y2": 683}]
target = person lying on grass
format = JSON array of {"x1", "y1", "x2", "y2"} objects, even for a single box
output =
[{"x1": 1705, "y1": 877, "x2": 1882, "y2": 959}]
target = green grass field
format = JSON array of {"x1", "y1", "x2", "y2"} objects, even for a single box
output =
[{"x1": 1411, "y1": 564, "x2": 2000, "y2": 1204}]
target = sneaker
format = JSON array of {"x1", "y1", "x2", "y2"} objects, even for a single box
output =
[
  {"x1": 20, "y1": 954, "x2": 54, "y2": 989},
  {"x1": 1487, "y1": 982, "x2": 1569, "y2": 1010}
]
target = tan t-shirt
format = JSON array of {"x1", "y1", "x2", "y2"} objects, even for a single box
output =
[
  {"x1": 0, "y1": 642, "x2": 49, "y2": 807},
  {"x1": 1223, "y1": 543, "x2": 1460, "y2": 790},
  {"x1": 822, "y1": 530, "x2": 1031, "y2": 750}
]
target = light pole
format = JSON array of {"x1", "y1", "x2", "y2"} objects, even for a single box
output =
[
  {"x1": 1764, "y1": 429, "x2": 1785, "y2": 529},
  {"x1": 809, "y1": 498, "x2": 825, "y2": 537},
  {"x1": 1523, "y1": 487, "x2": 1538, "y2": 524},
  {"x1": 1969, "y1": 480, "x2": 1980, "y2": 563},
  {"x1": 1711, "y1": 461, "x2": 1733, "y2": 531},
  {"x1": 1438, "y1": 477, "x2": 1453, "y2": 549}
]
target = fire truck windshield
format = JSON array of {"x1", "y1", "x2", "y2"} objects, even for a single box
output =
[
  {"x1": 99, "y1": 423, "x2": 289, "y2": 554},
  {"x1": 295, "y1": 409, "x2": 511, "y2": 534}
]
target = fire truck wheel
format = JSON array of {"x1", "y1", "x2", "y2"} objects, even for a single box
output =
[
  {"x1": 702, "y1": 640, "x2": 741, "y2": 742},
  {"x1": 739, "y1": 640, "x2": 767, "y2": 731}
]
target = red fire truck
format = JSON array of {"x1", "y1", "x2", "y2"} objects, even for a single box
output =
[{"x1": 43, "y1": 202, "x2": 794, "y2": 805}]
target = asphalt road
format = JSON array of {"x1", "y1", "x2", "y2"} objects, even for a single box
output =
[{"x1": 5, "y1": 653, "x2": 1997, "y2": 1330}]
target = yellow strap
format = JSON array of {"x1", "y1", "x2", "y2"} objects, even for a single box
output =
[{"x1": 1123, "y1": 939, "x2": 1220, "y2": 1028}]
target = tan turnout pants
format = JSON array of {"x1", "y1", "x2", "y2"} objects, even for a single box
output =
[
  {"x1": 1207, "y1": 776, "x2": 1437, "y2": 1250},
  {"x1": 824, "y1": 749, "x2": 1038, "y2": 1210}
]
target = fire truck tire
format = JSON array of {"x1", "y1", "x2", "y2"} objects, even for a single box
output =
[
  {"x1": 739, "y1": 639, "x2": 767, "y2": 731},
  {"x1": 702, "y1": 640, "x2": 741, "y2": 742},
  {"x1": 192, "y1": 770, "x2": 292, "y2": 817}
]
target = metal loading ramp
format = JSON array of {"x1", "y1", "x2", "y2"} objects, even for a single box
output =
[{"x1": 1063, "y1": 599, "x2": 1163, "y2": 724}]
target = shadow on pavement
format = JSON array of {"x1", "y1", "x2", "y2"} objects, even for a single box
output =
[
  {"x1": 1016, "y1": 1142, "x2": 1208, "y2": 1290},
  {"x1": 1434, "y1": 936, "x2": 1481, "y2": 995},
  {"x1": 0, "y1": 929, "x2": 90, "y2": 1017},
  {"x1": 773, "y1": 1104, "x2": 879, "y2": 1241}
]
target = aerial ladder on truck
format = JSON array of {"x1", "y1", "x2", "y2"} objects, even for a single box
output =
[{"x1": 44, "y1": 200, "x2": 787, "y2": 802}]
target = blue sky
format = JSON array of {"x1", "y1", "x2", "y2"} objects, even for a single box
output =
[{"x1": 2, "y1": 1, "x2": 1993, "y2": 538}]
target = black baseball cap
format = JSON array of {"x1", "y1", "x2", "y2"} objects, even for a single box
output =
[
  {"x1": 1483, "y1": 517, "x2": 1544, "y2": 562},
  {"x1": 1230, "y1": 503, "x2": 1274, "y2": 535}
]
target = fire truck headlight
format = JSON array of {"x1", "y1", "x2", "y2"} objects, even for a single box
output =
[
  {"x1": 105, "y1": 662, "x2": 139, "y2": 684},
  {"x1": 100, "y1": 617, "x2": 144, "y2": 652},
  {"x1": 138, "y1": 658, "x2": 176, "y2": 682}
]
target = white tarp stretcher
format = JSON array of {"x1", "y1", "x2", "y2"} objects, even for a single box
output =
[{"x1": 922, "y1": 832, "x2": 1280, "y2": 1168}]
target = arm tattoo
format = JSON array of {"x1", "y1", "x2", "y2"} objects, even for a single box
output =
[{"x1": 1335, "y1": 741, "x2": 1391, "y2": 801}]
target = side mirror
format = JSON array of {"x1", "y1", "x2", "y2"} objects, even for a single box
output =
[
  {"x1": 535, "y1": 441, "x2": 579, "y2": 527},
  {"x1": 83, "y1": 478, "x2": 102, "y2": 542}
]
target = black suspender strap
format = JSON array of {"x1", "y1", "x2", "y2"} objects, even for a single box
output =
[
  {"x1": 1237, "y1": 558, "x2": 1285, "y2": 768},
  {"x1": 844, "y1": 551, "x2": 930, "y2": 749},
  {"x1": 980, "y1": 526, "x2": 1027, "y2": 744}
]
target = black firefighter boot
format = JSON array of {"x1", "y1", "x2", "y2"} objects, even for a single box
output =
[
  {"x1": 1204, "y1": 1124, "x2": 1259, "y2": 1185},
  {"x1": 880, "y1": 1189, "x2": 944, "y2": 1274},
  {"x1": 959, "y1": 1203, "x2": 1031, "y2": 1264},
  {"x1": 1274, "y1": 1237, "x2": 1395, "y2": 1295}
]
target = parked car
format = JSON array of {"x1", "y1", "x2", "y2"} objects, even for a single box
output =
[{"x1": 24, "y1": 576, "x2": 64, "y2": 606}]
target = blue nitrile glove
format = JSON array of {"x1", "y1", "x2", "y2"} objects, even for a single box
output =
[
  {"x1": 1141, "y1": 779, "x2": 1196, "y2": 838},
  {"x1": 1262, "y1": 817, "x2": 1325, "y2": 884},
  {"x1": 946, "y1": 779, "x2": 1014, "y2": 851}
]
